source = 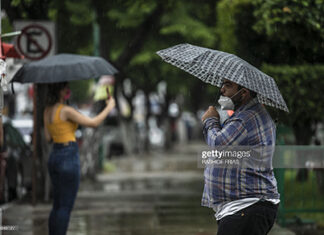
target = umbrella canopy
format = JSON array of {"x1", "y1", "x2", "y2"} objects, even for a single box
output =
[
  {"x1": 157, "y1": 43, "x2": 289, "y2": 112},
  {"x1": 12, "y1": 54, "x2": 118, "y2": 84}
]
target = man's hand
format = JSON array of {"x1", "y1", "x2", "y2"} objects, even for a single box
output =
[{"x1": 201, "y1": 106, "x2": 220, "y2": 122}]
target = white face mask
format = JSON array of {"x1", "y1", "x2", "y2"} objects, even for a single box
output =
[
  {"x1": 218, "y1": 89, "x2": 243, "y2": 110},
  {"x1": 218, "y1": 95, "x2": 234, "y2": 110}
]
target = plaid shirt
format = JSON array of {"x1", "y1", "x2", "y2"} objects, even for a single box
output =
[{"x1": 201, "y1": 98, "x2": 280, "y2": 207}]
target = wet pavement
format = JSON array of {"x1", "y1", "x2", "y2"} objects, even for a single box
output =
[{"x1": 1, "y1": 142, "x2": 294, "y2": 235}]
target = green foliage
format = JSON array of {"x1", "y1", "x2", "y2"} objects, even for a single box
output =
[
  {"x1": 103, "y1": 161, "x2": 116, "y2": 173},
  {"x1": 1, "y1": 18, "x2": 13, "y2": 42},
  {"x1": 262, "y1": 64, "x2": 324, "y2": 143},
  {"x1": 108, "y1": 1, "x2": 157, "y2": 28},
  {"x1": 69, "y1": 79, "x2": 94, "y2": 104},
  {"x1": 66, "y1": 1, "x2": 94, "y2": 25},
  {"x1": 48, "y1": 8, "x2": 57, "y2": 21},
  {"x1": 6, "y1": 0, "x2": 220, "y2": 110},
  {"x1": 217, "y1": 0, "x2": 324, "y2": 66},
  {"x1": 216, "y1": 0, "x2": 270, "y2": 67},
  {"x1": 253, "y1": 0, "x2": 324, "y2": 40},
  {"x1": 216, "y1": 0, "x2": 324, "y2": 144},
  {"x1": 160, "y1": 2, "x2": 216, "y2": 47},
  {"x1": 11, "y1": 0, "x2": 23, "y2": 7},
  {"x1": 55, "y1": 0, "x2": 93, "y2": 53},
  {"x1": 283, "y1": 169, "x2": 324, "y2": 226},
  {"x1": 216, "y1": 0, "x2": 245, "y2": 53},
  {"x1": 104, "y1": 0, "x2": 219, "y2": 110},
  {"x1": 216, "y1": 0, "x2": 324, "y2": 143},
  {"x1": 253, "y1": 0, "x2": 324, "y2": 63}
]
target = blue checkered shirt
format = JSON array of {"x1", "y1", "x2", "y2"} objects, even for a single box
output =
[{"x1": 201, "y1": 98, "x2": 280, "y2": 207}]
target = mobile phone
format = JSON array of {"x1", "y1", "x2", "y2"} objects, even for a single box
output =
[{"x1": 106, "y1": 87, "x2": 111, "y2": 99}]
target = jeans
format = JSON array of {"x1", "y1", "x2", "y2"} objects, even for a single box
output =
[
  {"x1": 48, "y1": 142, "x2": 80, "y2": 235},
  {"x1": 217, "y1": 200, "x2": 278, "y2": 235}
]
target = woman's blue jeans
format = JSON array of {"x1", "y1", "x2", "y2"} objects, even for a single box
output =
[{"x1": 48, "y1": 142, "x2": 80, "y2": 235}]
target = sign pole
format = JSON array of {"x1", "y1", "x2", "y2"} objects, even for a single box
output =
[
  {"x1": 0, "y1": 0, "x2": 2, "y2": 35},
  {"x1": 0, "y1": 208, "x2": 2, "y2": 235},
  {"x1": 0, "y1": 0, "x2": 4, "y2": 153},
  {"x1": 32, "y1": 85, "x2": 37, "y2": 205}
]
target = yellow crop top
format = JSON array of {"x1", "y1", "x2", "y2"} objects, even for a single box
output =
[{"x1": 46, "y1": 104, "x2": 78, "y2": 143}]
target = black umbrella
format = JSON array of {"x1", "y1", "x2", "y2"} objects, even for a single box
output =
[{"x1": 12, "y1": 53, "x2": 118, "y2": 83}]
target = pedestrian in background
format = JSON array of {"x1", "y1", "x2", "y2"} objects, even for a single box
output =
[{"x1": 43, "y1": 82, "x2": 115, "y2": 235}]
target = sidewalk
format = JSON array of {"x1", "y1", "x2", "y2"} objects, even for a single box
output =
[{"x1": 1, "y1": 141, "x2": 295, "y2": 235}]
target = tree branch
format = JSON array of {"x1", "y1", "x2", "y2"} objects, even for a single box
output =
[
  {"x1": 2, "y1": 0, "x2": 22, "y2": 23},
  {"x1": 115, "y1": 4, "x2": 164, "y2": 69}
]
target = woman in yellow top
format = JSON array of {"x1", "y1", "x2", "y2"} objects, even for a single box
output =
[{"x1": 43, "y1": 82, "x2": 115, "y2": 235}]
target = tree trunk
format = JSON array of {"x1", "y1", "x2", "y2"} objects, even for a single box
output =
[{"x1": 115, "y1": 4, "x2": 164, "y2": 70}]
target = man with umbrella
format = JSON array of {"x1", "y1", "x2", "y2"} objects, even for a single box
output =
[
  {"x1": 157, "y1": 43, "x2": 289, "y2": 235},
  {"x1": 201, "y1": 79, "x2": 279, "y2": 235}
]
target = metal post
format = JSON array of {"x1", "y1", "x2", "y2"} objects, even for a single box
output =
[
  {"x1": 32, "y1": 84, "x2": 37, "y2": 205},
  {"x1": 0, "y1": 0, "x2": 2, "y2": 36},
  {"x1": 0, "y1": 208, "x2": 2, "y2": 235},
  {"x1": 93, "y1": 10, "x2": 100, "y2": 57}
]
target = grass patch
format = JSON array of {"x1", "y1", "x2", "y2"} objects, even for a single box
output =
[
  {"x1": 103, "y1": 161, "x2": 117, "y2": 173},
  {"x1": 280, "y1": 169, "x2": 324, "y2": 226}
]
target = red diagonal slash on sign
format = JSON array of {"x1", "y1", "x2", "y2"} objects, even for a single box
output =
[{"x1": 17, "y1": 24, "x2": 52, "y2": 60}]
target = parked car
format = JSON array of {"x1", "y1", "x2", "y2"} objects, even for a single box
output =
[{"x1": 0, "y1": 117, "x2": 33, "y2": 203}]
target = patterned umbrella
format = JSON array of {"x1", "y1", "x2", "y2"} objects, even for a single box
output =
[{"x1": 157, "y1": 43, "x2": 289, "y2": 112}]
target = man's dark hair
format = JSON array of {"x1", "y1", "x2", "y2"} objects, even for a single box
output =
[{"x1": 46, "y1": 82, "x2": 68, "y2": 106}]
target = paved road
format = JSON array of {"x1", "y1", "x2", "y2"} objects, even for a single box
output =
[{"x1": 1, "y1": 142, "x2": 294, "y2": 235}]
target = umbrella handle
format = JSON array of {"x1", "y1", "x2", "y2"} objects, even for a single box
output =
[{"x1": 214, "y1": 88, "x2": 221, "y2": 106}]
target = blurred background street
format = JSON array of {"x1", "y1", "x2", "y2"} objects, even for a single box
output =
[
  {"x1": 0, "y1": 0, "x2": 323, "y2": 234},
  {"x1": 1, "y1": 142, "x2": 297, "y2": 235}
]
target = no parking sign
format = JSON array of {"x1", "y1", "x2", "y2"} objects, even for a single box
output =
[{"x1": 14, "y1": 21, "x2": 56, "y2": 61}]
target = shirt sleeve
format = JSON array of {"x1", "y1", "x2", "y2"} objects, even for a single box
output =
[{"x1": 202, "y1": 116, "x2": 247, "y2": 147}]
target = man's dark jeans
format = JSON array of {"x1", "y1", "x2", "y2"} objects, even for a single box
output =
[
  {"x1": 217, "y1": 200, "x2": 278, "y2": 235},
  {"x1": 48, "y1": 142, "x2": 80, "y2": 235}
]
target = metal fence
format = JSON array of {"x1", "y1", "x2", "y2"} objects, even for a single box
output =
[{"x1": 274, "y1": 146, "x2": 324, "y2": 226}]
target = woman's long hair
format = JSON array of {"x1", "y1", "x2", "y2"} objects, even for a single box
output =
[{"x1": 46, "y1": 82, "x2": 68, "y2": 106}]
